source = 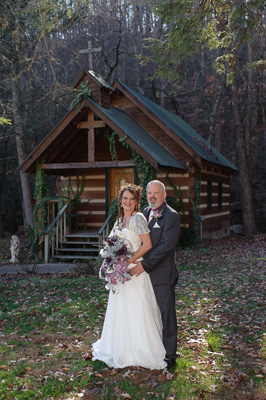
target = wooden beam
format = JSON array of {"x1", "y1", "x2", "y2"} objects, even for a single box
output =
[
  {"x1": 41, "y1": 161, "x2": 135, "y2": 170},
  {"x1": 88, "y1": 128, "x2": 94, "y2": 162},
  {"x1": 77, "y1": 121, "x2": 106, "y2": 129},
  {"x1": 87, "y1": 111, "x2": 95, "y2": 163}
]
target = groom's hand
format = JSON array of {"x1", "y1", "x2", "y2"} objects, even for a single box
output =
[{"x1": 130, "y1": 261, "x2": 144, "y2": 277}]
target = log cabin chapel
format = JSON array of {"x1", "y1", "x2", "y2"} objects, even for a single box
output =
[{"x1": 21, "y1": 70, "x2": 237, "y2": 261}]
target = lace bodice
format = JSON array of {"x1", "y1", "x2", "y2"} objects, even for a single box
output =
[
  {"x1": 113, "y1": 212, "x2": 150, "y2": 235},
  {"x1": 111, "y1": 212, "x2": 150, "y2": 255},
  {"x1": 128, "y1": 212, "x2": 150, "y2": 235}
]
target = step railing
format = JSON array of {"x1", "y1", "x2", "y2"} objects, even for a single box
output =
[
  {"x1": 98, "y1": 214, "x2": 113, "y2": 253},
  {"x1": 44, "y1": 204, "x2": 68, "y2": 263}
]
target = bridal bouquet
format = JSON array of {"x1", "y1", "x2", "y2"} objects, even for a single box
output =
[{"x1": 99, "y1": 230, "x2": 132, "y2": 293}]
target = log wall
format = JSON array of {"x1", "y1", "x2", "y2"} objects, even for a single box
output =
[
  {"x1": 200, "y1": 169, "x2": 231, "y2": 238},
  {"x1": 57, "y1": 167, "x2": 232, "y2": 237},
  {"x1": 58, "y1": 169, "x2": 106, "y2": 230}
]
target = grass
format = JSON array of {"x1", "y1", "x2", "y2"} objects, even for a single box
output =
[{"x1": 0, "y1": 234, "x2": 265, "y2": 399}]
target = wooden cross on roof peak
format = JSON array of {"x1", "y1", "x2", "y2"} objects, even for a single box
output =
[{"x1": 79, "y1": 40, "x2": 101, "y2": 70}]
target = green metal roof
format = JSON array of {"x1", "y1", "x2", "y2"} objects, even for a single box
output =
[
  {"x1": 120, "y1": 82, "x2": 238, "y2": 171},
  {"x1": 89, "y1": 98, "x2": 186, "y2": 170},
  {"x1": 89, "y1": 70, "x2": 114, "y2": 91}
]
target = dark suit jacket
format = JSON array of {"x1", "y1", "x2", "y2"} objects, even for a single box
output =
[{"x1": 142, "y1": 202, "x2": 180, "y2": 286}]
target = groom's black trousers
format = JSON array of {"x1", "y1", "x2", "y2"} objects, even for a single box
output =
[{"x1": 153, "y1": 284, "x2": 177, "y2": 359}]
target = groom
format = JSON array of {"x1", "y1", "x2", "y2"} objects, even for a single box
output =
[{"x1": 131, "y1": 180, "x2": 180, "y2": 369}]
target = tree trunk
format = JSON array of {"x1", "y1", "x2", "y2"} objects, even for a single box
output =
[
  {"x1": 0, "y1": 137, "x2": 8, "y2": 235},
  {"x1": 0, "y1": 212, "x2": 3, "y2": 236},
  {"x1": 232, "y1": 79, "x2": 256, "y2": 236},
  {"x1": 10, "y1": 46, "x2": 34, "y2": 227}
]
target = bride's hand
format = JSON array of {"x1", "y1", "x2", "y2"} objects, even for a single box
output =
[
  {"x1": 127, "y1": 258, "x2": 134, "y2": 265},
  {"x1": 130, "y1": 261, "x2": 144, "y2": 277}
]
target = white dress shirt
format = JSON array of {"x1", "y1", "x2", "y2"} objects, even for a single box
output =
[{"x1": 148, "y1": 210, "x2": 154, "y2": 223}]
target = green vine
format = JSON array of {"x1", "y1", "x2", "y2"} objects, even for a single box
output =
[
  {"x1": 70, "y1": 79, "x2": 91, "y2": 109},
  {"x1": 130, "y1": 149, "x2": 156, "y2": 209},
  {"x1": 105, "y1": 130, "x2": 118, "y2": 161},
  {"x1": 28, "y1": 162, "x2": 72, "y2": 259},
  {"x1": 28, "y1": 162, "x2": 52, "y2": 258}
]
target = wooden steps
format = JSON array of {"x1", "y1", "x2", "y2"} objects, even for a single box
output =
[{"x1": 53, "y1": 231, "x2": 100, "y2": 261}]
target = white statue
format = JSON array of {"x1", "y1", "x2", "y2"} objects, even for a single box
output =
[{"x1": 10, "y1": 235, "x2": 20, "y2": 263}]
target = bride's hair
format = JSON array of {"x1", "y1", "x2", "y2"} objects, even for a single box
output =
[{"x1": 117, "y1": 183, "x2": 142, "y2": 222}]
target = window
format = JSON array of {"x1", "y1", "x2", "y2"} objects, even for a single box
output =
[
  {"x1": 207, "y1": 180, "x2": 212, "y2": 209},
  {"x1": 119, "y1": 178, "x2": 127, "y2": 189},
  {"x1": 218, "y1": 182, "x2": 222, "y2": 209}
]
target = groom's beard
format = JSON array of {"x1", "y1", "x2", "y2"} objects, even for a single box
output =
[{"x1": 148, "y1": 200, "x2": 158, "y2": 209}]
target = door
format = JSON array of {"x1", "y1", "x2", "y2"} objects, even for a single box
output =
[{"x1": 109, "y1": 168, "x2": 135, "y2": 205}]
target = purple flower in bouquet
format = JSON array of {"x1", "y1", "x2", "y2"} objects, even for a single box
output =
[
  {"x1": 106, "y1": 236, "x2": 116, "y2": 246},
  {"x1": 105, "y1": 257, "x2": 112, "y2": 265},
  {"x1": 99, "y1": 230, "x2": 133, "y2": 293},
  {"x1": 113, "y1": 259, "x2": 128, "y2": 274},
  {"x1": 116, "y1": 244, "x2": 127, "y2": 256}
]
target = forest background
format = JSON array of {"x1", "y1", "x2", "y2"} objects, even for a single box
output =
[{"x1": 0, "y1": 0, "x2": 265, "y2": 238}]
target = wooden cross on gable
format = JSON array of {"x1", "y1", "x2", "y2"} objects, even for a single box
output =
[
  {"x1": 77, "y1": 111, "x2": 106, "y2": 162},
  {"x1": 79, "y1": 41, "x2": 101, "y2": 70}
]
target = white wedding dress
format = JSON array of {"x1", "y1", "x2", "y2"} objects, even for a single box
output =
[{"x1": 92, "y1": 212, "x2": 167, "y2": 370}]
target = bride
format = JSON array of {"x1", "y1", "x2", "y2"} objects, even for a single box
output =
[{"x1": 92, "y1": 184, "x2": 167, "y2": 370}]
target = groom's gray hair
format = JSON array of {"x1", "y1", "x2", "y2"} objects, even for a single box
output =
[{"x1": 147, "y1": 180, "x2": 166, "y2": 193}]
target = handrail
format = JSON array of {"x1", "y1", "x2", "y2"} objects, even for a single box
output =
[
  {"x1": 98, "y1": 214, "x2": 113, "y2": 252},
  {"x1": 44, "y1": 204, "x2": 68, "y2": 235},
  {"x1": 44, "y1": 204, "x2": 68, "y2": 263},
  {"x1": 97, "y1": 214, "x2": 113, "y2": 235}
]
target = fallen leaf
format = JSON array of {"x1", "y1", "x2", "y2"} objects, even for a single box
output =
[
  {"x1": 84, "y1": 350, "x2": 93, "y2": 360},
  {"x1": 208, "y1": 343, "x2": 214, "y2": 352}
]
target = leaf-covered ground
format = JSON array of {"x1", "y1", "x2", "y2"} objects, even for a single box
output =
[{"x1": 0, "y1": 234, "x2": 265, "y2": 399}]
